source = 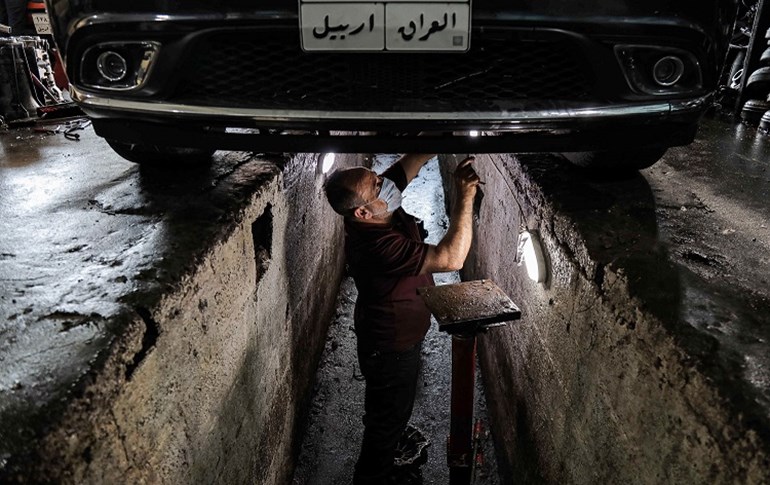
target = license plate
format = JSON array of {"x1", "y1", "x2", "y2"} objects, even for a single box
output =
[
  {"x1": 299, "y1": 1, "x2": 471, "y2": 52},
  {"x1": 31, "y1": 13, "x2": 52, "y2": 35}
]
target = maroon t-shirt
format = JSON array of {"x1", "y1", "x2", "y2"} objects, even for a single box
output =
[{"x1": 345, "y1": 164, "x2": 435, "y2": 353}]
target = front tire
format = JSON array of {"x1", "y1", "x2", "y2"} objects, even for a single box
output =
[
  {"x1": 561, "y1": 146, "x2": 667, "y2": 172},
  {"x1": 106, "y1": 140, "x2": 215, "y2": 166}
]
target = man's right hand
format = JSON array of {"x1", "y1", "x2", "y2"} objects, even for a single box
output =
[
  {"x1": 419, "y1": 156, "x2": 480, "y2": 275},
  {"x1": 454, "y1": 156, "x2": 480, "y2": 199}
]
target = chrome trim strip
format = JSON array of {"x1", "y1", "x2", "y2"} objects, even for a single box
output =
[
  {"x1": 70, "y1": 12, "x2": 704, "y2": 33},
  {"x1": 72, "y1": 12, "x2": 293, "y2": 32},
  {"x1": 72, "y1": 88, "x2": 709, "y2": 123}
]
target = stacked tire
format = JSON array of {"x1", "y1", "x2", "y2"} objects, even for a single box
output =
[{"x1": 741, "y1": 27, "x2": 770, "y2": 130}]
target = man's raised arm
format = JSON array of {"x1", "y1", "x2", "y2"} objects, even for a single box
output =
[
  {"x1": 420, "y1": 157, "x2": 479, "y2": 274},
  {"x1": 397, "y1": 153, "x2": 436, "y2": 185}
]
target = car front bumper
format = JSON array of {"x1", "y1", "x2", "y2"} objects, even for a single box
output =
[
  {"x1": 76, "y1": 87, "x2": 709, "y2": 153},
  {"x1": 50, "y1": 3, "x2": 728, "y2": 153}
]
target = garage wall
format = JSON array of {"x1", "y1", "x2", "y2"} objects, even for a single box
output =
[
  {"x1": 10, "y1": 153, "x2": 359, "y2": 484},
  {"x1": 439, "y1": 153, "x2": 769, "y2": 484}
]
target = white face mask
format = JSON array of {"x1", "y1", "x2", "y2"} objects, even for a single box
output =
[
  {"x1": 377, "y1": 177, "x2": 402, "y2": 213},
  {"x1": 359, "y1": 176, "x2": 402, "y2": 216}
]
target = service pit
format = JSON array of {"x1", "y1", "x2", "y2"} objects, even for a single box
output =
[{"x1": 0, "y1": 111, "x2": 769, "y2": 484}]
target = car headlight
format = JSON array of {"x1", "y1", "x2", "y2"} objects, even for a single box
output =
[
  {"x1": 615, "y1": 45, "x2": 702, "y2": 96},
  {"x1": 79, "y1": 41, "x2": 160, "y2": 91}
]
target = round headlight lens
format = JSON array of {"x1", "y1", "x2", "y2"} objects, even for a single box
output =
[
  {"x1": 652, "y1": 56, "x2": 685, "y2": 87},
  {"x1": 96, "y1": 51, "x2": 128, "y2": 82}
]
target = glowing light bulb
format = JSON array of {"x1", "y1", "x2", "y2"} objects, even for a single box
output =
[
  {"x1": 469, "y1": 130, "x2": 479, "y2": 137},
  {"x1": 322, "y1": 153, "x2": 336, "y2": 174},
  {"x1": 518, "y1": 231, "x2": 547, "y2": 283}
]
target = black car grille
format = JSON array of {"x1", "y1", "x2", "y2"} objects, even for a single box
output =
[{"x1": 170, "y1": 30, "x2": 595, "y2": 112}]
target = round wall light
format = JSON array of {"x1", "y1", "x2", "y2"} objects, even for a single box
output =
[
  {"x1": 322, "y1": 153, "x2": 336, "y2": 174},
  {"x1": 518, "y1": 230, "x2": 547, "y2": 283}
]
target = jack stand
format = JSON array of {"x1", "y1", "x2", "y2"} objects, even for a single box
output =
[
  {"x1": 448, "y1": 332, "x2": 476, "y2": 485},
  {"x1": 418, "y1": 280, "x2": 521, "y2": 485}
]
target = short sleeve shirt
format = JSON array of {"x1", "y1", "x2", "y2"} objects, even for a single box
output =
[{"x1": 344, "y1": 164, "x2": 435, "y2": 353}]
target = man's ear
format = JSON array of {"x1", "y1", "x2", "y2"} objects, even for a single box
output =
[{"x1": 353, "y1": 206, "x2": 370, "y2": 220}]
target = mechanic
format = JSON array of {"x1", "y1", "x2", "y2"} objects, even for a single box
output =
[
  {"x1": 0, "y1": 0, "x2": 29, "y2": 36},
  {"x1": 323, "y1": 154, "x2": 480, "y2": 484}
]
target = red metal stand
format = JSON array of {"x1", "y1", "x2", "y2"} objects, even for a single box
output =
[
  {"x1": 416, "y1": 280, "x2": 521, "y2": 485},
  {"x1": 448, "y1": 334, "x2": 477, "y2": 485}
]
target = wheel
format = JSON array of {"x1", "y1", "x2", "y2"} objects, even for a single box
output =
[
  {"x1": 561, "y1": 146, "x2": 667, "y2": 172},
  {"x1": 106, "y1": 139, "x2": 215, "y2": 166}
]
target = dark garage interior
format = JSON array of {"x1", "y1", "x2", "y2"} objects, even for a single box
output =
[{"x1": 2, "y1": 1, "x2": 770, "y2": 484}]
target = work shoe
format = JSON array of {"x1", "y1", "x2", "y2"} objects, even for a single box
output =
[{"x1": 393, "y1": 424, "x2": 430, "y2": 468}]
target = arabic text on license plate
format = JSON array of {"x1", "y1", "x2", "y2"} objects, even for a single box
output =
[
  {"x1": 299, "y1": 1, "x2": 470, "y2": 52},
  {"x1": 31, "y1": 13, "x2": 52, "y2": 35}
]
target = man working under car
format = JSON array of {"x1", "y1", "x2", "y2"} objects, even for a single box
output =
[{"x1": 323, "y1": 154, "x2": 480, "y2": 484}]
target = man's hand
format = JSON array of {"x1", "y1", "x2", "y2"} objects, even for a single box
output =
[{"x1": 454, "y1": 156, "x2": 480, "y2": 199}]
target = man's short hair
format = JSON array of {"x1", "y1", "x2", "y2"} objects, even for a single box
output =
[{"x1": 324, "y1": 168, "x2": 367, "y2": 216}]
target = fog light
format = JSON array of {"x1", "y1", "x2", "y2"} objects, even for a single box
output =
[
  {"x1": 652, "y1": 56, "x2": 684, "y2": 87},
  {"x1": 615, "y1": 45, "x2": 702, "y2": 96},
  {"x1": 96, "y1": 51, "x2": 128, "y2": 82},
  {"x1": 80, "y1": 41, "x2": 160, "y2": 92}
]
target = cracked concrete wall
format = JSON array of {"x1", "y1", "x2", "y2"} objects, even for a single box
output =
[
  {"x1": 439, "y1": 153, "x2": 770, "y2": 484},
  {"x1": 1, "y1": 152, "x2": 359, "y2": 483}
]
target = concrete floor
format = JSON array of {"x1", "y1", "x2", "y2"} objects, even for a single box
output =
[
  {"x1": 1, "y1": 112, "x2": 769, "y2": 482},
  {"x1": 0, "y1": 126, "x2": 267, "y2": 455},
  {"x1": 641, "y1": 114, "x2": 770, "y2": 423}
]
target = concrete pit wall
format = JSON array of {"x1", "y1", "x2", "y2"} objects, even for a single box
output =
[
  {"x1": 439, "y1": 153, "x2": 770, "y2": 484},
  {"x1": 0, "y1": 152, "x2": 359, "y2": 483}
]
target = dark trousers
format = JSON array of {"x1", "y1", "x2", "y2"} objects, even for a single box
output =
[
  {"x1": 354, "y1": 341, "x2": 422, "y2": 485},
  {"x1": 0, "y1": 0, "x2": 28, "y2": 36}
]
